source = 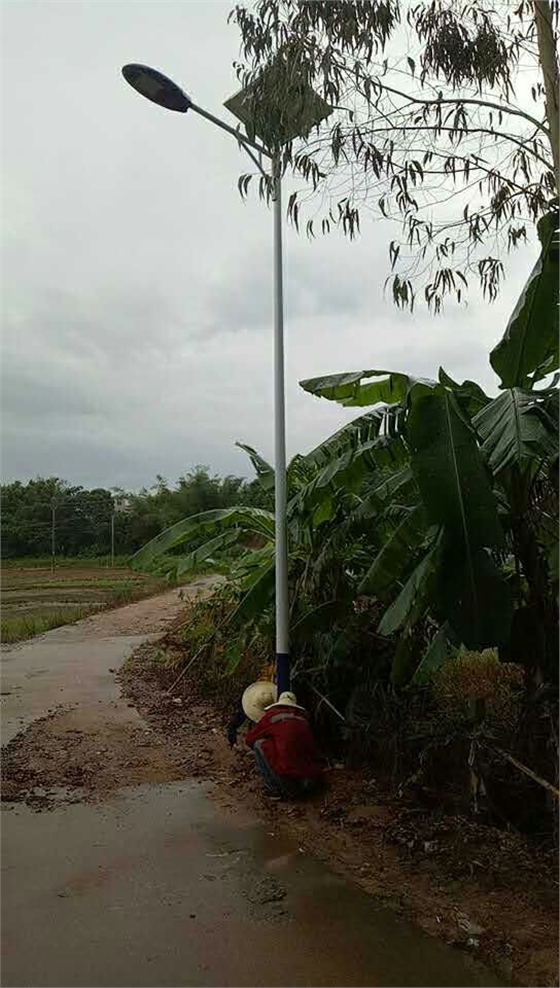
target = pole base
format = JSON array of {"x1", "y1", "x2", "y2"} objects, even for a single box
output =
[{"x1": 275, "y1": 652, "x2": 290, "y2": 696}]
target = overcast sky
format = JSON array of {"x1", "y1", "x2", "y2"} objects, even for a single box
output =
[{"x1": 1, "y1": 0, "x2": 538, "y2": 491}]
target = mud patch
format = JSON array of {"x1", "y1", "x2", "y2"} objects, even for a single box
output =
[{"x1": 1, "y1": 700, "x2": 218, "y2": 809}]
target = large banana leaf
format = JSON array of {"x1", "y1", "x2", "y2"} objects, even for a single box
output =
[
  {"x1": 300, "y1": 369, "x2": 429, "y2": 407},
  {"x1": 438, "y1": 544, "x2": 513, "y2": 648},
  {"x1": 228, "y1": 556, "x2": 275, "y2": 626},
  {"x1": 237, "y1": 441, "x2": 315, "y2": 497},
  {"x1": 490, "y1": 210, "x2": 559, "y2": 389},
  {"x1": 312, "y1": 497, "x2": 336, "y2": 528},
  {"x1": 230, "y1": 543, "x2": 274, "y2": 580},
  {"x1": 474, "y1": 387, "x2": 559, "y2": 475},
  {"x1": 438, "y1": 367, "x2": 490, "y2": 417},
  {"x1": 408, "y1": 391, "x2": 504, "y2": 550},
  {"x1": 408, "y1": 391, "x2": 509, "y2": 643},
  {"x1": 360, "y1": 503, "x2": 426, "y2": 595},
  {"x1": 356, "y1": 466, "x2": 416, "y2": 520},
  {"x1": 131, "y1": 506, "x2": 275, "y2": 570},
  {"x1": 175, "y1": 530, "x2": 240, "y2": 577},
  {"x1": 354, "y1": 466, "x2": 418, "y2": 521},
  {"x1": 378, "y1": 543, "x2": 437, "y2": 636},
  {"x1": 287, "y1": 454, "x2": 315, "y2": 493},
  {"x1": 303, "y1": 409, "x2": 387, "y2": 468},
  {"x1": 236, "y1": 443, "x2": 275, "y2": 492},
  {"x1": 410, "y1": 625, "x2": 450, "y2": 686},
  {"x1": 292, "y1": 435, "x2": 408, "y2": 521}
]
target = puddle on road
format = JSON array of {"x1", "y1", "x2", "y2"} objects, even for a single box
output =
[{"x1": 2, "y1": 781, "x2": 503, "y2": 988}]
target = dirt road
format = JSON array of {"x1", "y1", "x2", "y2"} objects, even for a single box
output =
[{"x1": 1, "y1": 586, "x2": 501, "y2": 987}]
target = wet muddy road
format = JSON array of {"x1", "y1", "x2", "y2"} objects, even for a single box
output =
[{"x1": 1, "y1": 589, "x2": 502, "y2": 987}]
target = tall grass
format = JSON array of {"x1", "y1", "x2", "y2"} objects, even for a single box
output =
[{"x1": 1, "y1": 607, "x2": 93, "y2": 644}]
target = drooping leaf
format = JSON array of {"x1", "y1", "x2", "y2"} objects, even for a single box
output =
[
  {"x1": 300, "y1": 368, "x2": 430, "y2": 407},
  {"x1": 225, "y1": 637, "x2": 245, "y2": 672},
  {"x1": 410, "y1": 626, "x2": 450, "y2": 685},
  {"x1": 408, "y1": 391, "x2": 504, "y2": 550},
  {"x1": 291, "y1": 435, "x2": 407, "y2": 520},
  {"x1": 438, "y1": 367, "x2": 491, "y2": 417},
  {"x1": 474, "y1": 387, "x2": 559, "y2": 475},
  {"x1": 356, "y1": 466, "x2": 416, "y2": 519},
  {"x1": 360, "y1": 503, "x2": 426, "y2": 594},
  {"x1": 312, "y1": 496, "x2": 336, "y2": 528},
  {"x1": 287, "y1": 454, "x2": 316, "y2": 494},
  {"x1": 303, "y1": 408, "x2": 387, "y2": 468},
  {"x1": 228, "y1": 558, "x2": 275, "y2": 627},
  {"x1": 236, "y1": 442, "x2": 275, "y2": 491},
  {"x1": 231, "y1": 543, "x2": 274, "y2": 581},
  {"x1": 490, "y1": 210, "x2": 559, "y2": 389},
  {"x1": 438, "y1": 544, "x2": 513, "y2": 648},
  {"x1": 175, "y1": 531, "x2": 240, "y2": 576},
  {"x1": 378, "y1": 544, "x2": 437, "y2": 636},
  {"x1": 131, "y1": 506, "x2": 275, "y2": 570}
]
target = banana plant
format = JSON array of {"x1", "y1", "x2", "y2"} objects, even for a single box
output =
[
  {"x1": 132, "y1": 211, "x2": 558, "y2": 687},
  {"x1": 131, "y1": 416, "x2": 400, "y2": 666},
  {"x1": 300, "y1": 209, "x2": 559, "y2": 681}
]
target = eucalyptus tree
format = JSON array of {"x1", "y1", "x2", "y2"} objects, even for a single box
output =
[{"x1": 229, "y1": 0, "x2": 558, "y2": 310}]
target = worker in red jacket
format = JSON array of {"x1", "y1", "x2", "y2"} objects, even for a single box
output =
[{"x1": 245, "y1": 691, "x2": 325, "y2": 799}]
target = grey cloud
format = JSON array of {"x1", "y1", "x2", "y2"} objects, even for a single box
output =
[
  {"x1": 0, "y1": 0, "x2": 540, "y2": 491},
  {"x1": 206, "y1": 226, "x2": 377, "y2": 334},
  {"x1": 1, "y1": 367, "x2": 98, "y2": 423}
]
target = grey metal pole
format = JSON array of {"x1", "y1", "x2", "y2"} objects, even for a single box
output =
[
  {"x1": 272, "y1": 153, "x2": 290, "y2": 695},
  {"x1": 121, "y1": 66, "x2": 291, "y2": 690},
  {"x1": 190, "y1": 101, "x2": 270, "y2": 161},
  {"x1": 111, "y1": 511, "x2": 115, "y2": 568}
]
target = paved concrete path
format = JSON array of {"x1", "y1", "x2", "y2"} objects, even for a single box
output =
[
  {"x1": 1, "y1": 580, "x2": 217, "y2": 745},
  {"x1": 1, "y1": 591, "x2": 502, "y2": 987}
]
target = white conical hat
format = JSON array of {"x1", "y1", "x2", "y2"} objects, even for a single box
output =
[
  {"x1": 242, "y1": 681, "x2": 277, "y2": 722},
  {"x1": 265, "y1": 691, "x2": 302, "y2": 710}
]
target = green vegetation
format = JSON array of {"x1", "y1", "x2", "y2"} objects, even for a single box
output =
[
  {"x1": 1, "y1": 608, "x2": 93, "y2": 645},
  {"x1": 1, "y1": 560, "x2": 170, "y2": 644},
  {"x1": 1, "y1": 555, "x2": 132, "y2": 570},
  {"x1": 231, "y1": 0, "x2": 558, "y2": 311},
  {"x1": 134, "y1": 213, "x2": 559, "y2": 679},
  {"x1": 3, "y1": 0, "x2": 557, "y2": 837},
  {"x1": 0, "y1": 467, "x2": 268, "y2": 560},
  {"x1": 133, "y1": 205, "x2": 559, "y2": 835}
]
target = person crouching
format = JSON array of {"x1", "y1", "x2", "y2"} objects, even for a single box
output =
[{"x1": 245, "y1": 691, "x2": 324, "y2": 800}]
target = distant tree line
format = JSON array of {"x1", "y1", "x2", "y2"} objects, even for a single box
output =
[{"x1": 0, "y1": 468, "x2": 269, "y2": 559}]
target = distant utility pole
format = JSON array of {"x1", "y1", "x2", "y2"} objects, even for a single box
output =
[
  {"x1": 51, "y1": 499, "x2": 56, "y2": 575},
  {"x1": 110, "y1": 494, "x2": 131, "y2": 568},
  {"x1": 111, "y1": 508, "x2": 115, "y2": 568}
]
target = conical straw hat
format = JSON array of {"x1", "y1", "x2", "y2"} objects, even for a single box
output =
[
  {"x1": 265, "y1": 690, "x2": 301, "y2": 710},
  {"x1": 242, "y1": 680, "x2": 277, "y2": 722}
]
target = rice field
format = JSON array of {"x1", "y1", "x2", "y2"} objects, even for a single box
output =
[{"x1": 1, "y1": 558, "x2": 169, "y2": 643}]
